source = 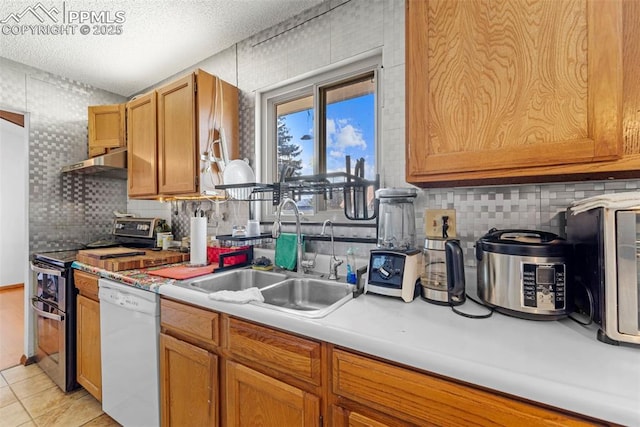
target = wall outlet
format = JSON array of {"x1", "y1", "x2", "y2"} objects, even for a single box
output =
[{"x1": 425, "y1": 209, "x2": 457, "y2": 238}]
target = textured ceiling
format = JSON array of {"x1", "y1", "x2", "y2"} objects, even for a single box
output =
[{"x1": 0, "y1": 0, "x2": 324, "y2": 96}]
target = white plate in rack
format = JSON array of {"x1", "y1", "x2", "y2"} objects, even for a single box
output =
[{"x1": 223, "y1": 159, "x2": 255, "y2": 199}]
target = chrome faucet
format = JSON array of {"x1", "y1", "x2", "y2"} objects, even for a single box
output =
[
  {"x1": 321, "y1": 220, "x2": 343, "y2": 280},
  {"x1": 272, "y1": 198, "x2": 304, "y2": 273}
]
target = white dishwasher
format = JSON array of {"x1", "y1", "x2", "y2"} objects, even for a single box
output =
[{"x1": 99, "y1": 278, "x2": 160, "y2": 427}]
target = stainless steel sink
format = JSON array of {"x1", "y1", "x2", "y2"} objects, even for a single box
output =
[
  {"x1": 175, "y1": 269, "x2": 288, "y2": 293},
  {"x1": 257, "y1": 278, "x2": 355, "y2": 318}
]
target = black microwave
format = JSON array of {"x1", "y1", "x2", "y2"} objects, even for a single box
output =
[{"x1": 567, "y1": 207, "x2": 640, "y2": 346}]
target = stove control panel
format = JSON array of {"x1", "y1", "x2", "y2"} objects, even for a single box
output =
[{"x1": 112, "y1": 218, "x2": 162, "y2": 239}]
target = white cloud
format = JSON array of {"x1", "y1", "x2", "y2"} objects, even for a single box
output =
[
  {"x1": 335, "y1": 124, "x2": 366, "y2": 150},
  {"x1": 329, "y1": 150, "x2": 343, "y2": 158},
  {"x1": 326, "y1": 118, "x2": 336, "y2": 137}
]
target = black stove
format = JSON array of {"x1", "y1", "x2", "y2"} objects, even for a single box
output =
[{"x1": 33, "y1": 250, "x2": 79, "y2": 267}]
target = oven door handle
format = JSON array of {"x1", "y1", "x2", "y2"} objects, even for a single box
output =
[
  {"x1": 31, "y1": 297, "x2": 64, "y2": 322},
  {"x1": 30, "y1": 261, "x2": 63, "y2": 277}
]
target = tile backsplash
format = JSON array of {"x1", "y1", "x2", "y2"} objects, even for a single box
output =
[
  {"x1": 1, "y1": 57, "x2": 127, "y2": 254},
  {"x1": 3, "y1": 0, "x2": 639, "y2": 261},
  {"x1": 143, "y1": 0, "x2": 640, "y2": 264}
]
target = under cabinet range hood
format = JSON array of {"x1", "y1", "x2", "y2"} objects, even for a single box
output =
[{"x1": 61, "y1": 148, "x2": 127, "y2": 179}]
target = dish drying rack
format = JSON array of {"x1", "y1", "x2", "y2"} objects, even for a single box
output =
[
  {"x1": 216, "y1": 158, "x2": 380, "y2": 221},
  {"x1": 217, "y1": 175, "x2": 378, "y2": 217}
]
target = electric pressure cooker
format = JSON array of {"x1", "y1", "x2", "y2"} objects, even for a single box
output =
[{"x1": 475, "y1": 229, "x2": 572, "y2": 320}]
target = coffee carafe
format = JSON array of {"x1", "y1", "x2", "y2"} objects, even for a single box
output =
[{"x1": 421, "y1": 238, "x2": 466, "y2": 305}]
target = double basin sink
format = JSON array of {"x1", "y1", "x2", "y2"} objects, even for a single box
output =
[{"x1": 173, "y1": 268, "x2": 356, "y2": 318}]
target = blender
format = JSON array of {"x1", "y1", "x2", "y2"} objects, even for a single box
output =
[{"x1": 366, "y1": 188, "x2": 421, "y2": 302}]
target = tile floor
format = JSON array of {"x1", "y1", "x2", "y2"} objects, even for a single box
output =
[
  {"x1": 0, "y1": 286, "x2": 120, "y2": 427},
  {"x1": 0, "y1": 363, "x2": 120, "y2": 427}
]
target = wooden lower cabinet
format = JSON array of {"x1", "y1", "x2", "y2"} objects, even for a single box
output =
[
  {"x1": 330, "y1": 348, "x2": 600, "y2": 427},
  {"x1": 159, "y1": 333, "x2": 218, "y2": 427},
  {"x1": 74, "y1": 270, "x2": 101, "y2": 402},
  {"x1": 331, "y1": 405, "x2": 408, "y2": 427},
  {"x1": 159, "y1": 297, "x2": 606, "y2": 426},
  {"x1": 225, "y1": 360, "x2": 320, "y2": 426}
]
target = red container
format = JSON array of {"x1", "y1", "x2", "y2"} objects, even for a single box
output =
[{"x1": 207, "y1": 246, "x2": 249, "y2": 267}]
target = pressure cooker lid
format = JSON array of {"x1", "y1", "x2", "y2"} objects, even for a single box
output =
[{"x1": 476, "y1": 228, "x2": 569, "y2": 257}]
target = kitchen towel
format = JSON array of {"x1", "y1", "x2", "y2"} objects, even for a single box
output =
[
  {"x1": 207, "y1": 287, "x2": 264, "y2": 303},
  {"x1": 147, "y1": 264, "x2": 215, "y2": 280},
  {"x1": 569, "y1": 191, "x2": 640, "y2": 214},
  {"x1": 190, "y1": 216, "x2": 208, "y2": 265},
  {"x1": 275, "y1": 233, "x2": 303, "y2": 271}
]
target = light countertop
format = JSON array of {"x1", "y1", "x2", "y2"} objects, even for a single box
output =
[
  {"x1": 75, "y1": 258, "x2": 640, "y2": 426},
  {"x1": 158, "y1": 270, "x2": 640, "y2": 426}
]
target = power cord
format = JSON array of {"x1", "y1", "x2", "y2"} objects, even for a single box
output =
[{"x1": 450, "y1": 293, "x2": 494, "y2": 319}]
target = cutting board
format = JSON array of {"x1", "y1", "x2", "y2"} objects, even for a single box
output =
[
  {"x1": 77, "y1": 248, "x2": 189, "y2": 271},
  {"x1": 77, "y1": 247, "x2": 146, "y2": 259},
  {"x1": 147, "y1": 265, "x2": 215, "y2": 280}
]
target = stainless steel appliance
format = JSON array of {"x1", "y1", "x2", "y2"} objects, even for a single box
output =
[
  {"x1": 421, "y1": 238, "x2": 465, "y2": 305},
  {"x1": 60, "y1": 147, "x2": 127, "y2": 179},
  {"x1": 475, "y1": 229, "x2": 571, "y2": 320},
  {"x1": 366, "y1": 249, "x2": 421, "y2": 302},
  {"x1": 567, "y1": 207, "x2": 640, "y2": 346},
  {"x1": 87, "y1": 217, "x2": 166, "y2": 248},
  {"x1": 30, "y1": 250, "x2": 78, "y2": 391}
]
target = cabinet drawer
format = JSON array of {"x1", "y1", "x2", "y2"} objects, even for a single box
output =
[
  {"x1": 160, "y1": 298, "x2": 219, "y2": 350},
  {"x1": 332, "y1": 349, "x2": 594, "y2": 426},
  {"x1": 74, "y1": 270, "x2": 99, "y2": 301},
  {"x1": 223, "y1": 317, "x2": 321, "y2": 386}
]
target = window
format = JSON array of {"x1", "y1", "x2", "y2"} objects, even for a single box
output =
[{"x1": 259, "y1": 56, "x2": 380, "y2": 219}]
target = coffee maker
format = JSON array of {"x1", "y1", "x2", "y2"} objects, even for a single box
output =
[
  {"x1": 421, "y1": 238, "x2": 466, "y2": 305},
  {"x1": 366, "y1": 188, "x2": 421, "y2": 302}
]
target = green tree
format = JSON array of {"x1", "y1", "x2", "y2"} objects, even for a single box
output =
[{"x1": 277, "y1": 116, "x2": 303, "y2": 177}]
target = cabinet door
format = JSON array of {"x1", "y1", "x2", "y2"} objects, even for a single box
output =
[
  {"x1": 332, "y1": 405, "x2": 403, "y2": 427},
  {"x1": 160, "y1": 333, "x2": 217, "y2": 427},
  {"x1": 88, "y1": 104, "x2": 125, "y2": 152},
  {"x1": 225, "y1": 360, "x2": 320, "y2": 427},
  {"x1": 157, "y1": 74, "x2": 198, "y2": 195},
  {"x1": 406, "y1": 0, "x2": 623, "y2": 184},
  {"x1": 127, "y1": 91, "x2": 158, "y2": 197},
  {"x1": 76, "y1": 294, "x2": 101, "y2": 401}
]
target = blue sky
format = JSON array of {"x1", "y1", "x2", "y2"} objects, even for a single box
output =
[{"x1": 279, "y1": 94, "x2": 375, "y2": 179}]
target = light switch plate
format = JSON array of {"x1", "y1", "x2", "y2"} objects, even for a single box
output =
[{"x1": 425, "y1": 209, "x2": 457, "y2": 238}]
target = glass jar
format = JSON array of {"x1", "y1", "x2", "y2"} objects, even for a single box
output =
[{"x1": 375, "y1": 188, "x2": 417, "y2": 250}]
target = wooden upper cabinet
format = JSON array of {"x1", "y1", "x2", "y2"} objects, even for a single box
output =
[
  {"x1": 157, "y1": 73, "x2": 198, "y2": 195},
  {"x1": 129, "y1": 69, "x2": 239, "y2": 199},
  {"x1": 406, "y1": 0, "x2": 624, "y2": 186},
  {"x1": 88, "y1": 103, "x2": 125, "y2": 157},
  {"x1": 127, "y1": 91, "x2": 158, "y2": 198}
]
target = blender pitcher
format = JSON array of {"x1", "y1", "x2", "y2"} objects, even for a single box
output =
[{"x1": 376, "y1": 188, "x2": 417, "y2": 250}]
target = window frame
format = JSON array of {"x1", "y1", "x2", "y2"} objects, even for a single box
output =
[{"x1": 256, "y1": 53, "x2": 382, "y2": 221}]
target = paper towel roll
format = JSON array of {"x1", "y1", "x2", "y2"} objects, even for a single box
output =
[{"x1": 190, "y1": 217, "x2": 208, "y2": 266}]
